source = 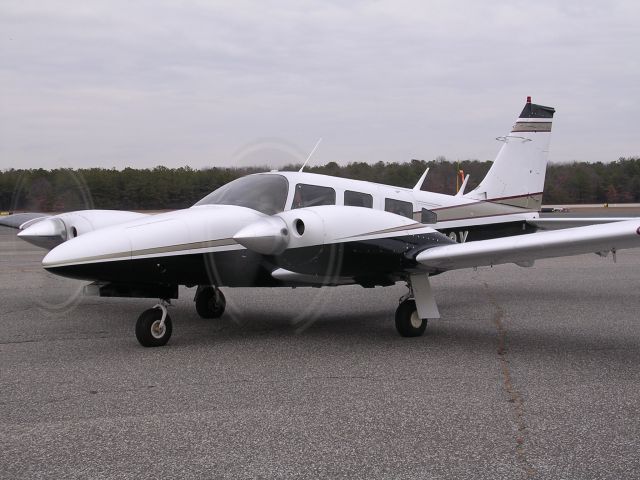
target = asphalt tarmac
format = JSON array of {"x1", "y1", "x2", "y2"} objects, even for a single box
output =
[{"x1": 1, "y1": 224, "x2": 639, "y2": 479}]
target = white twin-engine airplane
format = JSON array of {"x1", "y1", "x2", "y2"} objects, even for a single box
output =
[{"x1": 8, "y1": 97, "x2": 640, "y2": 347}]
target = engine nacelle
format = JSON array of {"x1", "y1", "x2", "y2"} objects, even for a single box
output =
[
  {"x1": 18, "y1": 210, "x2": 148, "y2": 250},
  {"x1": 233, "y1": 206, "x2": 430, "y2": 255}
]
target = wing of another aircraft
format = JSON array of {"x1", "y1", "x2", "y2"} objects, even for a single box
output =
[{"x1": 416, "y1": 219, "x2": 640, "y2": 272}]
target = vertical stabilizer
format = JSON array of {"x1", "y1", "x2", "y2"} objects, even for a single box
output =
[{"x1": 466, "y1": 97, "x2": 555, "y2": 210}]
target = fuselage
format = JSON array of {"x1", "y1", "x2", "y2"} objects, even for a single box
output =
[
  {"x1": 229, "y1": 170, "x2": 541, "y2": 242},
  {"x1": 40, "y1": 170, "x2": 541, "y2": 292}
]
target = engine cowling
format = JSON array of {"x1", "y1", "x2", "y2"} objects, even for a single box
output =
[
  {"x1": 233, "y1": 205, "x2": 438, "y2": 254},
  {"x1": 18, "y1": 210, "x2": 148, "y2": 249},
  {"x1": 238, "y1": 206, "x2": 449, "y2": 279}
]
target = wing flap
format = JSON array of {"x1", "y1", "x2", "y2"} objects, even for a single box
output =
[{"x1": 417, "y1": 220, "x2": 640, "y2": 271}]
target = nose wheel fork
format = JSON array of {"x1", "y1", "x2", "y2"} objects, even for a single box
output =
[{"x1": 135, "y1": 299, "x2": 173, "y2": 347}]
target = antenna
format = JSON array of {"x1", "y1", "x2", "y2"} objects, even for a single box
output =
[
  {"x1": 412, "y1": 167, "x2": 430, "y2": 191},
  {"x1": 299, "y1": 138, "x2": 323, "y2": 172},
  {"x1": 455, "y1": 174, "x2": 470, "y2": 197}
]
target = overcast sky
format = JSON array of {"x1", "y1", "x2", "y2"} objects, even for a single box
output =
[{"x1": 1, "y1": 0, "x2": 638, "y2": 170}]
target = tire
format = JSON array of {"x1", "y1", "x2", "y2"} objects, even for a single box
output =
[
  {"x1": 395, "y1": 299, "x2": 427, "y2": 337},
  {"x1": 135, "y1": 308, "x2": 173, "y2": 347},
  {"x1": 195, "y1": 286, "x2": 226, "y2": 319}
]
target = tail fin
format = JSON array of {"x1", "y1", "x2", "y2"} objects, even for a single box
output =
[{"x1": 465, "y1": 97, "x2": 555, "y2": 210}]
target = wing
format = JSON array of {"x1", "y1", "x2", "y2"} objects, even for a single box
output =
[
  {"x1": 0, "y1": 212, "x2": 49, "y2": 229},
  {"x1": 529, "y1": 217, "x2": 638, "y2": 230},
  {"x1": 416, "y1": 219, "x2": 640, "y2": 272}
]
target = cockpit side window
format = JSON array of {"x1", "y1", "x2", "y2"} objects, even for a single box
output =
[
  {"x1": 292, "y1": 184, "x2": 336, "y2": 209},
  {"x1": 193, "y1": 174, "x2": 288, "y2": 215},
  {"x1": 385, "y1": 198, "x2": 413, "y2": 219},
  {"x1": 344, "y1": 190, "x2": 373, "y2": 208}
]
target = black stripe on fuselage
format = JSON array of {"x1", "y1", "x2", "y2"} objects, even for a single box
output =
[
  {"x1": 44, "y1": 232, "x2": 453, "y2": 288},
  {"x1": 438, "y1": 220, "x2": 537, "y2": 243}
]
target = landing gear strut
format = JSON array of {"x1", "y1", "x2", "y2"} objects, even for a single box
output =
[
  {"x1": 194, "y1": 285, "x2": 226, "y2": 319},
  {"x1": 135, "y1": 300, "x2": 173, "y2": 347},
  {"x1": 394, "y1": 274, "x2": 440, "y2": 338}
]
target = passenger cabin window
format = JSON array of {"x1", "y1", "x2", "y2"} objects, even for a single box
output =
[
  {"x1": 344, "y1": 190, "x2": 373, "y2": 208},
  {"x1": 421, "y1": 208, "x2": 437, "y2": 224},
  {"x1": 292, "y1": 184, "x2": 336, "y2": 209},
  {"x1": 385, "y1": 198, "x2": 413, "y2": 219}
]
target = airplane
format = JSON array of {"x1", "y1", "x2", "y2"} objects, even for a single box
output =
[{"x1": 3, "y1": 97, "x2": 640, "y2": 347}]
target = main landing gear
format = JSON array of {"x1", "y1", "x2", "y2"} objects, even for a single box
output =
[
  {"x1": 395, "y1": 298, "x2": 427, "y2": 337},
  {"x1": 194, "y1": 285, "x2": 226, "y2": 319},
  {"x1": 394, "y1": 274, "x2": 440, "y2": 338}
]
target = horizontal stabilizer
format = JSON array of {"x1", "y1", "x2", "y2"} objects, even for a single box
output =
[{"x1": 416, "y1": 220, "x2": 640, "y2": 272}]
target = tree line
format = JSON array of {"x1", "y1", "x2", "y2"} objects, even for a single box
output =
[{"x1": 1, "y1": 157, "x2": 638, "y2": 212}]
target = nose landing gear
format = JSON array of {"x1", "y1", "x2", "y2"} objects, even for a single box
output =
[{"x1": 135, "y1": 300, "x2": 173, "y2": 347}]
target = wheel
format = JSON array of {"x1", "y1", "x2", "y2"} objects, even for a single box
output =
[
  {"x1": 195, "y1": 286, "x2": 226, "y2": 319},
  {"x1": 135, "y1": 308, "x2": 173, "y2": 347},
  {"x1": 395, "y1": 299, "x2": 427, "y2": 337}
]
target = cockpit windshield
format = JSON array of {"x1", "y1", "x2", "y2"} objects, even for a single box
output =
[{"x1": 193, "y1": 174, "x2": 289, "y2": 215}]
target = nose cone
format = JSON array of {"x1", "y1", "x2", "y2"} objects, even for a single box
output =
[
  {"x1": 233, "y1": 216, "x2": 289, "y2": 255},
  {"x1": 18, "y1": 218, "x2": 67, "y2": 249},
  {"x1": 43, "y1": 227, "x2": 132, "y2": 281}
]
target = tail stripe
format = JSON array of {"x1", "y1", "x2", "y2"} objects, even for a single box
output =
[{"x1": 512, "y1": 121, "x2": 552, "y2": 133}]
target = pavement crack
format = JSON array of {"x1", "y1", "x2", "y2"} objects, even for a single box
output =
[
  {"x1": 0, "y1": 338, "x2": 41, "y2": 345},
  {"x1": 484, "y1": 282, "x2": 536, "y2": 478}
]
